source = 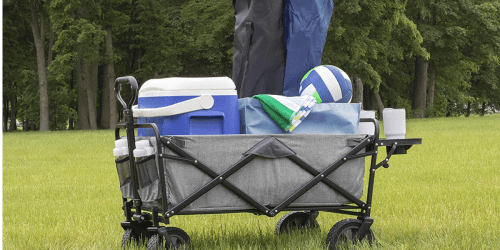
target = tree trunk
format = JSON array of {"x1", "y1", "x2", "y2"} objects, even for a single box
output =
[
  {"x1": 363, "y1": 87, "x2": 376, "y2": 111},
  {"x1": 466, "y1": 102, "x2": 471, "y2": 117},
  {"x1": 68, "y1": 70, "x2": 75, "y2": 130},
  {"x1": 481, "y1": 102, "x2": 486, "y2": 116},
  {"x1": 412, "y1": 56, "x2": 428, "y2": 118},
  {"x1": 76, "y1": 58, "x2": 90, "y2": 130},
  {"x1": 84, "y1": 59, "x2": 98, "y2": 130},
  {"x1": 3, "y1": 98, "x2": 9, "y2": 132},
  {"x1": 351, "y1": 75, "x2": 363, "y2": 106},
  {"x1": 427, "y1": 61, "x2": 435, "y2": 108},
  {"x1": 374, "y1": 91, "x2": 385, "y2": 121},
  {"x1": 48, "y1": 22, "x2": 54, "y2": 67},
  {"x1": 30, "y1": 1, "x2": 50, "y2": 131},
  {"x1": 90, "y1": 43, "x2": 99, "y2": 129},
  {"x1": 9, "y1": 96, "x2": 17, "y2": 131},
  {"x1": 104, "y1": 27, "x2": 117, "y2": 129},
  {"x1": 427, "y1": 8, "x2": 436, "y2": 111},
  {"x1": 101, "y1": 63, "x2": 110, "y2": 129}
]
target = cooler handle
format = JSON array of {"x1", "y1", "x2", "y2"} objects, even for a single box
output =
[{"x1": 132, "y1": 94, "x2": 214, "y2": 117}]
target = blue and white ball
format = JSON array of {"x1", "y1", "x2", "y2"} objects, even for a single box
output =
[{"x1": 299, "y1": 65, "x2": 353, "y2": 103}]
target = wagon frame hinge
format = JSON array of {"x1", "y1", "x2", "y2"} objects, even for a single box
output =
[{"x1": 375, "y1": 143, "x2": 398, "y2": 170}]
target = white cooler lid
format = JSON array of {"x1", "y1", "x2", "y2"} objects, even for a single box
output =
[{"x1": 142, "y1": 77, "x2": 235, "y2": 91}]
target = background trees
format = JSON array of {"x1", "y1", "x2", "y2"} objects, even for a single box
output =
[{"x1": 3, "y1": 0, "x2": 500, "y2": 131}]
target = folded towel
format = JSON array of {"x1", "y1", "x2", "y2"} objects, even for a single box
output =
[{"x1": 253, "y1": 95, "x2": 317, "y2": 132}]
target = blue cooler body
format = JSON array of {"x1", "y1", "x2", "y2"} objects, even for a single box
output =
[{"x1": 135, "y1": 77, "x2": 240, "y2": 136}]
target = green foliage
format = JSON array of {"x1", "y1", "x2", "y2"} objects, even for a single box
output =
[
  {"x1": 179, "y1": 0, "x2": 234, "y2": 77},
  {"x1": 132, "y1": 0, "x2": 184, "y2": 79},
  {"x1": 4, "y1": 0, "x2": 500, "y2": 131},
  {"x1": 3, "y1": 1, "x2": 41, "y2": 128},
  {"x1": 17, "y1": 70, "x2": 41, "y2": 125},
  {"x1": 49, "y1": 0, "x2": 107, "y2": 80},
  {"x1": 48, "y1": 75, "x2": 77, "y2": 130},
  {"x1": 324, "y1": 0, "x2": 426, "y2": 90},
  {"x1": 466, "y1": 0, "x2": 500, "y2": 107}
]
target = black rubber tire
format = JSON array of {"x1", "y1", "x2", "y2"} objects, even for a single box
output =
[
  {"x1": 325, "y1": 219, "x2": 375, "y2": 250},
  {"x1": 121, "y1": 228, "x2": 146, "y2": 248},
  {"x1": 274, "y1": 211, "x2": 320, "y2": 235},
  {"x1": 147, "y1": 227, "x2": 191, "y2": 250}
]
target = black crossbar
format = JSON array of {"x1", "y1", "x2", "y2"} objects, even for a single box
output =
[
  {"x1": 270, "y1": 137, "x2": 372, "y2": 214},
  {"x1": 163, "y1": 139, "x2": 271, "y2": 216},
  {"x1": 161, "y1": 136, "x2": 372, "y2": 218},
  {"x1": 287, "y1": 154, "x2": 366, "y2": 208}
]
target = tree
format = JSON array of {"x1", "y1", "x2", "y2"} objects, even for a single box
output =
[
  {"x1": 98, "y1": 0, "x2": 129, "y2": 129},
  {"x1": 464, "y1": 0, "x2": 500, "y2": 114},
  {"x1": 28, "y1": 0, "x2": 51, "y2": 131},
  {"x1": 405, "y1": 0, "x2": 500, "y2": 118},
  {"x1": 179, "y1": 0, "x2": 234, "y2": 77},
  {"x1": 5, "y1": 0, "x2": 500, "y2": 130},
  {"x1": 50, "y1": 0, "x2": 106, "y2": 130},
  {"x1": 323, "y1": 0, "x2": 425, "y2": 117}
]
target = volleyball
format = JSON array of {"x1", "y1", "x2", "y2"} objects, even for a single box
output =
[{"x1": 299, "y1": 65, "x2": 352, "y2": 103}]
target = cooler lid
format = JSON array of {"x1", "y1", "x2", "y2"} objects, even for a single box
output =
[{"x1": 140, "y1": 77, "x2": 235, "y2": 94}]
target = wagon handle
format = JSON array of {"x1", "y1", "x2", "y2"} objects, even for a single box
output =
[
  {"x1": 115, "y1": 76, "x2": 138, "y2": 110},
  {"x1": 114, "y1": 76, "x2": 141, "y2": 206}
]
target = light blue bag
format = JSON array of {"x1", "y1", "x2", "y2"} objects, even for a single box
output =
[{"x1": 238, "y1": 98, "x2": 361, "y2": 134}]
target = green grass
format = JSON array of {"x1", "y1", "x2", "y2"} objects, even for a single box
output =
[{"x1": 3, "y1": 114, "x2": 500, "y2": 249}]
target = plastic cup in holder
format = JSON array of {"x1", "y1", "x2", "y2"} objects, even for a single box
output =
[
  {"x1": 358, "y1": 110, "x2": 376, "y2": 135},
  {"x1": 383, "y1": 108, "x2": 406, "y2": 139}
]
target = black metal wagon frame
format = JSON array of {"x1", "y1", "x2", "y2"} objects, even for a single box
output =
[{"x1": 113, "y1": 77, "x2": 421, "y2": 249}]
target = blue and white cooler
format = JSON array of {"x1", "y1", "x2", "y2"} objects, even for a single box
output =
[{"x1": 134, "y1": 77, "x2": 240, "y2": 136}]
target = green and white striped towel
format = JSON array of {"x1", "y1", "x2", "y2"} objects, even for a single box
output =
[{"x1": 253, "y1": 94, "x2": 317, "y2": 132}]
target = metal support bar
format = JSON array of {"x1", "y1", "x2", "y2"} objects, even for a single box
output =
[
  {"x1": 160, "y1": 153, "x2": 197, "y2": 164},
  {"x1": 152, "y1": 208, "x2": 161, "y2": 227},
  {"x1": 164, "y1": 154, "x2": 259, "y2": 217},
  {"x1": 163, "y1": 139, "x2": 271, "y2": 216},
  {"x1": 288, "y1": 155, "x2": 366, "y2": 208},
  {"x1": 157, "y1": 227, "x2": 174, "y2": 247},
  {"x1": 325, "y1": 210, "x2": 365, "y2": 217},
  {"x1": 117, "y1": 123, "x2": 170, "y2": 214},
  {"x1": 123, "y1": 199, "x2": 134, "y2": 222},
  {"x1": 284, "y1": 204, "x2": 359, "y2": 211},
  {"x1": 270, "y1": 137, "x2": 373, "y2": 215},
  {"x1": 375, "y1": 143, "x2": 397, "y2": 169},
  {"x1": 365, "y1": 151, "x2": 378, "y2": 218},
  {"x1": 306, "y1": 210, "x2": 319, "y2": 227},
  {"x1": 356, "y1": 217, "x2": 374, "y2": 240},
  {"x1": 123, "y1": 111, "x2": 143, "y2": 216},
  {"x1": 345, "y1": 151, "x2": 377, "y2": 160}
]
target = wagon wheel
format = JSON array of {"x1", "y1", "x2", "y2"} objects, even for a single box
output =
[
  {"x1": 147, "y1": 227, "x2": 191, "y2": 250},
  {"x1": 121, "y1": 227, "x2": 148, "y2": 248},
  {"x1": 325, "y1": 219, "x2": 375, "y2": 250},
  {"x1": 275, "y1": 211, "x2": 320, "y2": 235}
]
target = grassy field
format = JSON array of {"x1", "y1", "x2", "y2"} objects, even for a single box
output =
[{"x1": 3, "y1": 114, "x2": 500, "y2": 249}]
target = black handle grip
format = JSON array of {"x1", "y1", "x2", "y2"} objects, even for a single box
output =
[{"x1": 115, "y1": 76, "x2": 138, "y2": 110}]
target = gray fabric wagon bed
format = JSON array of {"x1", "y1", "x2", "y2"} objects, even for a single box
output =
[{"x1": 120, "y1": 133, "x2": 366, "y2": 214}]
